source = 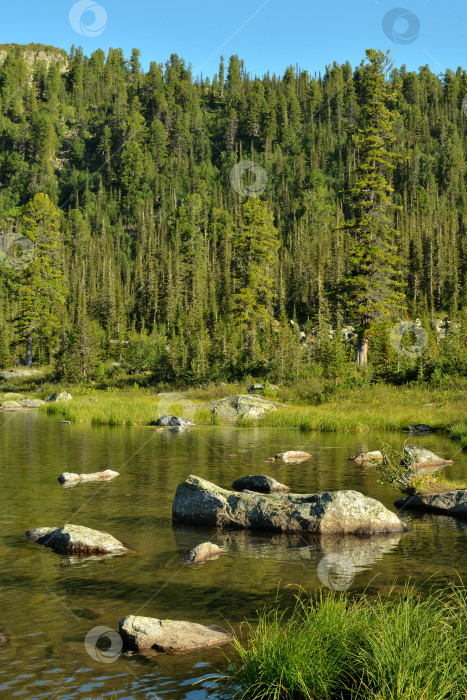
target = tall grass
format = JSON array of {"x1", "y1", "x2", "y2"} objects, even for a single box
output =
[{"x1": 222, "y1": 583, "x2": 467, "y2": 699}]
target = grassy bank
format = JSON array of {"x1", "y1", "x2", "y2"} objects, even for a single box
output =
[
  {"x1": 1, "y1": 372, "x2": 466, "y2": 446},
  {"x1": 221, "y1": 584, "x2": 467, "y2": 699}
]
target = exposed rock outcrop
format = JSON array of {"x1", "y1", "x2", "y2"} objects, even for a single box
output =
[
  {"x1": 232, "y1": 474, "x2": 290, "y2": 493},
  {"x1": 183, "y1": 542, "x2": 222, "y2": 564},
  {"x1": 0, "y1": 368, "x2": 43, "y2": 380},
  {"x1": 46, "y1": 392, "x2": 72, "y2": 402},
  {"x1": 207, "y1": 394, "x2": 283, "y2": 422},
  {"x1": 172, "y1": 475, "x2": 407, "y2": 535},
  {"x1": 25, "y1": 524, "x2": 130, "y2": 555},
  {"x1": 58, "y1": 470, "x2": 119, "y2": 485},
  {"x1": 119, "y1": 615, "x2": 232, "y2": 654}
]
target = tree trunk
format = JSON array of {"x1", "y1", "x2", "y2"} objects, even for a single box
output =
[
  {"x1": 25, "y1": 333, "x2": 33, "y2": 367},
  {"x1": 355, "y1": 333, "x2": 368, "y2": 366}
]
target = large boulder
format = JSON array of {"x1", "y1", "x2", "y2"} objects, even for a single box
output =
[
  {"x1": 247, "y1": 383, "x2": 265, "y2": 393},
  {"x1": 395, "y1": 490, "x2": 467, "y2": 518},
  {"x1": 402, "y1": 445, "x2": 453, "y2": 469},
  {"x1": 154, "y1": 414, "x2": 194, "y2": 427},
  {"x1": 232, "y1": 474, "x2": 290, "y2": 493},
  {"x1": 183, "y1": 542, "x2": 222, "y2": 564},
  {"x1": 119, "y1": 615, "x2": 232, "y2": 654},
  {"x1": 172, "y1": 475, "x2": 406, "y2": 535},
  {"x1": 408, "y1": 424, "x2": 434, "y2": 432},
  {"x1": 46, "y1": 392, "x2": 72, "y2": 402},
  {"x1": 25, "y1": 524, "x2": 130, "y2": 554},
  {"x1": 58, "y1": 470, "x2": 119, "y2": 485},
  {"x1": 207, "y1": 394, "x2": 283, "y2": 422}
]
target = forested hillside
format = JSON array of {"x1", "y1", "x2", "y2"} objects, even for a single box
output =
[{"x1": 0, "y1": 43, "x2": 466, "y2": 387}]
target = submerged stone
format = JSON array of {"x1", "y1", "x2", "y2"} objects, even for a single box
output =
[
  {"x1": 58, "y1": 469, "x2": 119, "y2": 485},
  {"x1": 183, "y1": 542, "x2": 222, "y2": 564}
]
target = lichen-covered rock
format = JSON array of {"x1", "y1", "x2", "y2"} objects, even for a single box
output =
[
  {"x1": 207, "y1": 395, "x2": 283, "y2": 422},
  {"x1": 402, "y1": 445, "x2": 453, "y2": 469},
  {"x1": 183, "y1": 542, "x2": 222, "y2": 564},
  {"x1": 25, "y1": 524, "x2": 130, "y2": 554},
  {"x1": 155, "y1": 414, "x2": 194, "y2": 427},
  {"x1": 172, "y1": 475, "x2": 406, "y2": 535},
  {"x1": 349, "y1": 451, "x2": 383, "y2": 465},
  {"x1": 119, "y1": 615, "x2": 232, "y2": 653},
  {"x1": 0, "y1": 368, "x2": 43, "y2": 380},
  {"x1": 271, "y1": 451, "x2": 312, "y2": 462},
  {"x1": 232, "y1": 474, "x2": 290, "y2": 493},
  {"x1": 58, "y1": 470, "x2": 119, "y2": 485},
  {"x1": 46, "y1": 392, "x2": 72, "y2": 402},
  {"x1": 395, "y1": 490, "x2": 467, "y2": 518},
  {"x1": 0, "y1": 400, "x2": 22, "y2": 410},
  {"x1": 19, "y1": 398, "x2": 45, "y2": 408}
]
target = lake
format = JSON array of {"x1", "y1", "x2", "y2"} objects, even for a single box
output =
[{"x1": 0, "y1": 411, "x2": 466, "y2": 699}]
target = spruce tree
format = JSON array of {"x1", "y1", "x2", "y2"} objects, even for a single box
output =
[
  {"x1": 16, "y1": 193, "x2": 67, "y2": 366},
  {"x1": 340, "y1": 49, "x2": 405, "y2": 365}
]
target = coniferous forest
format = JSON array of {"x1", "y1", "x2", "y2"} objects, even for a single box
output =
[{"x1": 0, "y1": 42, "x2": 466, "y2": 388}]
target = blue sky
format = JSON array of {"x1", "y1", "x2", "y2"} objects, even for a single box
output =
[{"x1": 1, "y1": 0, "x2": 466, "y2": 78}]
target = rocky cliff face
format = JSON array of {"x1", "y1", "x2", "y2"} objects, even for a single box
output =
[{"x1": 0, "y1": 43, "x2": 68, "y2": 74}]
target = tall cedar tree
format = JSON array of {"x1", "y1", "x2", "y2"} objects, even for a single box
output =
[
  {"x1": 16, "y1": 193, "x2": 66, "y2": 366},
  {"x1": 341, "y1": 49, "x2": 406, "y2": 365}
]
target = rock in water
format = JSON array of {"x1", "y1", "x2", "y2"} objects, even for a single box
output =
[
  {"x1": 402, "y1": 445, "x2": 453, "y2": 469},
  {"x1": 183, "y1": 542, "x2": 222, "y2": 564},
  {"x1": 46, "y1": 392, "x2": 72, "y2": 402},
  {"x1": 272, "y1": 451, "x2": 312, "y2": 462},
  {"x1": 0, "y1": 401, "x2": 22, "y2": 410},
  {"x1": 119, "y1": 615, "x2": 232, "y2": 653},
  {"x1": 25, "y1": 524, "x2": 130, "y2": 554},
  {"x1": 19, "y1": 398, "x2": 45, "y2": 408},
  {"x1": 155, "y1": 414, "x2": 194, "y2": 427},
  {"x1": 172, "y1": 475, "x2": 406, "y2": 534},
  {"x1": 408, "y1": 424, "x2": 433, "y2": 432},
  {"x1": 349, "y1": 451, "x2": 383, "y2": 465},
  {"x1": 232, "y1": 474, "x2": 290, "y2": 493},
  {"x1": 58, "y1": 470, "x2": 119, "y2": 485},
  {"x1": 395, "y1": 490, "x2": 467, "y2": 518},
  {"x1": 207, "y1": 395, "x2": 283, "y2": 422}
]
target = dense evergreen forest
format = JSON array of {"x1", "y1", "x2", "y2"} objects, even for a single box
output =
[{"x1": 0, "y1": 42, "x2": 466, "y2": 388}]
